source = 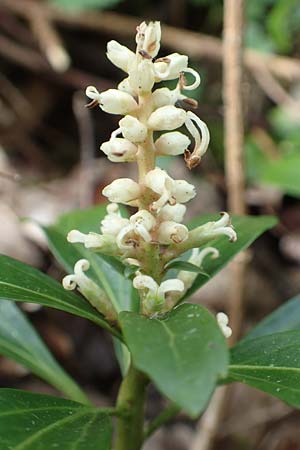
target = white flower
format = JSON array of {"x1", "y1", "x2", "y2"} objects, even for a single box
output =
[
  {"x1": 154, "y1": 53, "x2": 188, "y2": 80},
  {"x1": 145, "y1": 167, "x2": 196, "y2": 211},
  {"x1": 67, "y1": 230, "x2": 117, "y2": 254},
  {"x1": 136, "y1": 21, "x2": 161, "y2": 58},
  {"x1": 86, "y1": 86, "x2": 138, "y2": 115},
  {"x1": 101, "y1": 203, "x2": 129, "y2": 236},
  {"x1": 62, "y1": 259, "x2": 116, "y2": 319},
  {"x1": 148, "y1": 106, "x2": 186, "y2": 131},
  {"x1": 106, "y1": 40, "x2": 136, "y2": 73},
  {"x1": 217, "y1": 312, "x2": 232, "y2": 339},
  {"x1": 158, "y1": 221, "x2": 188, "y2": 244},
  {"x1": 158, "y1": 204, "x2": 187, "y2": 222},
  {"x1": 100, "y1": 138, "x2": 138, "y2": 162},
  {"x1": 155, "y1": 132, "x2": 191, "y2": 156},
  {"x1": 177, "y1": 247, "x2": 219, "y2": 292},
  {"x1": 199, "y1": 212, "x2": 237, "y2": 242},
  {"x1": 102, "y1": 178, "x2": 141, "y2": 205},
  {"x1": 184, "y1": 111, "x2": 210, "y2": 169},
  {"x1": 133, "y1": 273, "x2": 184, "y2": 313},
  {"x1": 116, "y1": 209, "x2": 156, "y2": 250},
  {"x1": 119, "y1": 116, "x2": 148, "y2": 143}
]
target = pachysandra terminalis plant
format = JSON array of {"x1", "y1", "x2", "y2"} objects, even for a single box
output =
[{"x1": 3, "y1": 20, "x2": 299, "y2": 450}]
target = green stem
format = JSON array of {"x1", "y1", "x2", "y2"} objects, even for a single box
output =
[
  {"x1": 144, "y1": 403, "x2": 180, "y2": 439},
  {"x1": 114, "y1": 364, "x2": 148, "y2": 450}
]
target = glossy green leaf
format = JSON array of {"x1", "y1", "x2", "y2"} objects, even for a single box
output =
[
  {"x1": 44, "y1": 205, "x2": 139, "y2": 314},
  {"x1": 0, "y1": 300, "x2": 88, "y2": 404},
  {"x1": 165, "y1": 260, "x2": 209, "y2": 276},
  {"x1": 243, "y1": 295, "x2": 300, "y2": 342},
  {"x1": 120, "y1": 303, "x2": 228, "y2": 416},
  {"x1": 0, "y1": 254, "x2": 119, "y2": 338},
  {"x1": 229, "y1": 330, "x2": 300, "y2": 407},
  {"x1": 0, "y1": 389, "x2": 112, "y2": 450},
  {"x1": 184, "y1": 215, "x2": 277, "y2": 299}
]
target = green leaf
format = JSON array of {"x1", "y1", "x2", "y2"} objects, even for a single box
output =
[
  {"x1": 165, "y1": 260, "x2": 209, "y2": 276},
  {"x1": 243, "y1": 295, "x2": 300, "y2": 342},
  {"x1": 184, "y1": 215, "x2": 277, "y2": 299},
  {"x1": 0, "y1": 300, "x2": 88, "y2": 404},
  {"x1": 261, "y1": 154, "x2": 300, "y2": 197},
  {"x1": 44, "y1": 205, "x2": 139, "y2": 314},
  {"x1": 48, "y1": 0, "x2": 123, "y2": 12},
  {"x1": 0, "y1": 389, "x2": 112, "y2": 450},
  {"x1": 0, "y1": 254, "x2": 119, "y2": 338},
  {"x1": 228, "y1": 330, "x2": 300, "y2": 407},
  {"x1": 120, "y1": 304, "x2": 229, "y2": 416}
]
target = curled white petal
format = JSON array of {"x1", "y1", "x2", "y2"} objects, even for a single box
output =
[
  {"x1": 86, "y1": 86, "x2": 101, "y2": 102},
  {"x1": 189, "y1": 247, "x2": 219, "y2": 266},
  {"x1": 181, "y1": 67, "x2": 201, "y2": 91},
  {"x1": 158, "y1": 279, "x2": 184, "y2": 296},
  {"x1": 184, "y1": 111, "x2": 210, "y2": 168},
  {"x1": 62, "y1": 274, "x2": 77, "y2": 290},
  {"x1": 133, "y1": 274, "x2": 158, "y2": 292},
  {"x1": 154, "y1": 53, "x2": 188, "y2": 81}
]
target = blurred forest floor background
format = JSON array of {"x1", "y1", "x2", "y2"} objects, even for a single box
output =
[{"x1": 0, "y1": 0, "x2": 300, "y2": 449}]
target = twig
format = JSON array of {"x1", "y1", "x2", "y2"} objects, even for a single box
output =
[
  {"x1": 27, "y1": 4, "x2": 71, "y2": 72},
  {"x1": 190, "y1": 387, "x2": 228, "y2": 450},
  {"x1": 0, "y1": 34, "x2": 107, "y2": 89},
  {"x1": 191, "y1": 2, "x2": 246, "y2": 450},
  {"x1": 144, "y1": 403, "x2": 181, "y2": 439},
  {"x1": 2, "y1": 0, "x2": 300, "y2": 82},
  {"x1": 72, "y1": 91, "x2": 96, "y2": 208}
]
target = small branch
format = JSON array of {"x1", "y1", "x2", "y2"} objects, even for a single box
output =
[
  {"x1": 28, "y1": 4, "x2": 71, "y2": 72},
  {"x1": 144, "y1": 403, "x2": 180, "y2": 439},
  {"x1": 72, "y1": 91, "x2": 96, "y2": 208},
  {"x1": 2, "y1": 0, "x2": 300, "y2": 82}
]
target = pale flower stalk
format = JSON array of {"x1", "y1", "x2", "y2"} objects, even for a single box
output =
[{"x1": 62, "y1": 21, "x2": 236, "y2": 326}]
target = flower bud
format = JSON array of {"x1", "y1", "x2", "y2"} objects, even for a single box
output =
[
  {"x1": 86, "y1": 87, "x2": 138, "y2": 115},
  {"x1": 217, "y1": 312, "x2": 232, "y2": 338},
  {"x1": 102, "y1": 178, "x2": 141, "y2": 205},
  {"x1": 154, "y1": 53, "x2": 188, "y2": 81},
  {"x1": 155, "y1": 131, "x2": 191, "y2": 156},
  {"x1": 101, "y1": 204, "x2": 129, "y2": 236},
  {"x1": 106, "y1": 40, "x2": 136, "y2": 73},
  {"x1": 148, "y1": 106, "x2": 186, "y2": 131},
  {"x1": 100, "y1": 138, "x2": 138, "y2": 162},
  {"x1": 173, "y1": 179, "x2": 196, "y2": 203},
  {"x1": 119, "y1": 116, "x2": 148, "y2": 143},
  {"x1": 158, "y1": 221, "x2": 188, "y2": 244},
  {"x1": 136, "y1": 21, "x2": 161, "y2": 58},
  {"x1": 158, "y1": 204, "x2": 186, "y2": 222}
]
